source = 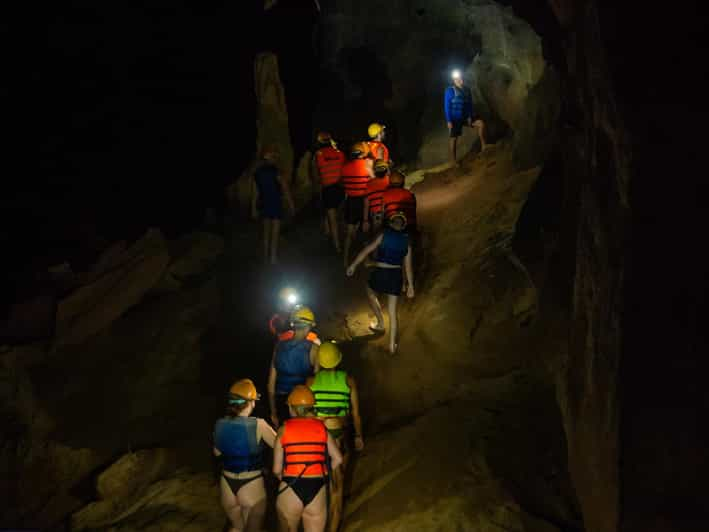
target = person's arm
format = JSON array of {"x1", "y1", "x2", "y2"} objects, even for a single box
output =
[
  {"x1": 348, "y1": 376, "x2": 364, "y2": 450},
  {"x1": 268, "y1": 348, "x2": 279, "y2": 426},
  {"x1": 465, "y1": 88, "x2": 474, "y2": 126},
  {"x1": 310, "y1": 342, "x2": 320, "y2": 374},
  {"x1": 362, "y1": 196, "x2": 371, "y2": 232},
  {"x1": 326, "y1": 432, "x2": 344, "y2": 470},
  {"x1": 277, "y1": 173, "x2": 296, "y2": 215},
  {"x1": 347, "y1": 234, "x2": 383, "y2": 275},
  {"x1": 272, "y1": 427, "x2": 285, "y2": 480},
  {"x1": 365, "y1": 159, "x2": 374, "y2": 178},
  {"x1": 404, "y1": 244, "x2": 414, "y2": 298},
  {"x1": 257, "y1": 418, "x2": 278, "y2": 448},
  {"x1": 444, "y1": 87, "x2": 452, "y2": 125}
]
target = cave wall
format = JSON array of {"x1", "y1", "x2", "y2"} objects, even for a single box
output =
[
  {"x1": 551, "y1": 1, "x2": 709, "y2": 531},
  {"x1": 317, "y1": 0, "x2": 559, "y2": 170}
]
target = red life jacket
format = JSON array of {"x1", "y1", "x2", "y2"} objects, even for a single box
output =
[
  {"x1": 382, "y1": 187, "x2": 417, "y2": 227},
  {"x1": 315, "y1": 147, "x2": 345, "y2": 187},
  {"x1": 281, "y1": 417, "x2": 328, "y2": 477},
  {"x1": 366, "y1": 176, "x2": 390, "y2": 214},
  {"x1": 341, "y1": 159, "x2": 370, "y2": 197},
  {"x1": 368, "y1": 141, "x2": 390, "y2": 162}
]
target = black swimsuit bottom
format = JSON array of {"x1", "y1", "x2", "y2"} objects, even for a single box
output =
[
  {"x1": 281, "y1": 476, "x2": 326, "y2": 507},
  {"x1": 223, "y1": 472, "x2": 263, "y2": 495}
]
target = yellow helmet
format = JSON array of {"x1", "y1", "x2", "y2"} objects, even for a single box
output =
[
  {"x1": 374, "y1": 159, "x2": 390, "y2": 173},
  {"x1": 368, "y1": 122, "x2": 385, "y2": 139},
  {"x1": 350, "y1": 142, "x2": 370, "y2": 158},
  {"x1": 287, "y1": 385, "x2": 316, "y2": 406},
  {"x1": 228, "y1": 379, "x2": 260, "y2": 403},
  {"x1": 318, "y1": 341, "x2": 343, "y2": 368},
  {"x1": 291, "y1": 305, "x2": 316, "y2": 327}
]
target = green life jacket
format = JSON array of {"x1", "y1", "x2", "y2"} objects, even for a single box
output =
[{"x1": 311, "y1": 370, "x2": 351, "y2": 418}]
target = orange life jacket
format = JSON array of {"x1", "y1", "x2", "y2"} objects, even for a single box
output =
[
  {"x1": 366, "y1": 176, "x2": 390, "y2": 215},
  {"x1": 368, "y1": 141, "x2": 390, "y2": 162},
  {"x1": 281, "y1": 417, "x2": 328, "y2": 477},
  {"x1": 382, "y1": 187, "x2": 417, "y2": 227},
  {"x1": 269, "y1": 313, "x2": 288, "y2": 336},
  {"x1": 341, "y1": 159, "x2": 371, "y2": 197},
  {"x1": 315, "y1": 147, "x2": 345, "y2": 187},
  {"x1": 278, "y1": 330, "x2": 321, "y2": 345}
]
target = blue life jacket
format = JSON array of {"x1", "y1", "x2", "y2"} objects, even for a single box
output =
[
  {"x1": 254, "y1": 162, "x2": 281, "y2": 200},
  {"x1": 444, "y1": 86, "x2": 473, "y2": 122},
  {"x1": 214, "y1": 416, "x2": 263, "y2": 473},
  {"x1": 376, "y1": 228, "x2": 409, "y2": 265},
  {"x1": 275, "y1": 338, "x2": 313, "y2": 395}
]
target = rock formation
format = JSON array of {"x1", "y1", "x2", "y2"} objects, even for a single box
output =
[
  {"x1": 316, "y1": 0, "x2": 560, "y2": 170},
  {"x1": 228, "y1": 52, "x2": 313, "y2": 218}
]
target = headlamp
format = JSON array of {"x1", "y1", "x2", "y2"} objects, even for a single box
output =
[{"x1": 451, "y1": 69, "x2": 462, "y2": 80}]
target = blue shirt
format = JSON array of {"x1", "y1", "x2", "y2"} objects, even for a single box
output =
[{"x1": 444, "y1": 85, "x2": 473, "y2": 122}]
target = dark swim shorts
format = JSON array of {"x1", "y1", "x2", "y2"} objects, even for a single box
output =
[
  {"x1": 322, "y1": 184, "x2": 344, "y2": 210},
  {"x1": 368, "y1": 267, "x2": 403, "y2": 296},
  {"x1": 344, "y1": 196, "x2": 365, "y2": 225}
]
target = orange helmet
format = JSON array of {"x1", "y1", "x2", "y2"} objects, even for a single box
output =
[
  {"x1": 229, "y1": 379, "x2": 260, "y2": 403},
  {"x1": 287, "y1": 384, "x2": 316, "y2": 406},
  {"x1": 316, "y1": 131, "x2": 332, "y2": 144},
  {"x1": 389, "y1": 171, "x2": 406, "y2": 187},
  {"x1": 350, "y1": 142, "x2": 370, "y2": 158}
]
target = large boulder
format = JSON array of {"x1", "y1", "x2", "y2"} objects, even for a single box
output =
[
  {"x1": 343, "y1": 374, "x2": 579, "y2": 531},
  {"x1": 54, "y1": 228, "x2": 169, "y2": 346}
]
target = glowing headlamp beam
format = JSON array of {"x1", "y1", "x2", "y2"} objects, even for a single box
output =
[{"x1": 451, "y1": 69, "x2": 462, "y2": 79}]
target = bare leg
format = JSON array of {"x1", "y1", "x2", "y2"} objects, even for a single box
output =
[
  {"x1": 220, "y1": 476, "x2": 245, "y2": 532},
  {"x1": 276, "y1": 484, "x2": 304, "y2": 532},
  {"x1": 387, "y1": 294, "x2": 399, "y2": 353},
  {"x1": 448, "y1": 136, "x2": 457, "y2": 164},
  {"x1": 301, "y1": 486, "x2": 327, "y2": 532},
  {"x1": 263, "y1": 219, "x2": 272, "y2": 264},
  {"x1": 327, "y1": 208, "x2": 340, "y2": 252},
  {"x1": 474, "y1": 119, "x2": 487, "y2": 150},
  {"x1": 327, "y1": 438, "x2": 348, "y2": 532},
  {"x1": 238, "y1": 478, "x2": 268, "y2": 532},
  {"x1": 343, "y1": 224, "x2": 357, "y2": 267},
  {"x1": 270, "y1": 219, "x2": 281, "y2": 265},
  {"x1": 366, "y1": 286, "x2": 385, "y2": 331}
]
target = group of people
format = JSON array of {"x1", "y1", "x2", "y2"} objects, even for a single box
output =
[
  {"x1": 252, "y1": 120, "x2": 418, "y2": 355},
  {"x1": 230, "y1": 71, "x2": 485, "y2": 530},
  {"x1": 213, "y1": 305, "x2": 363, "y2": 532}
]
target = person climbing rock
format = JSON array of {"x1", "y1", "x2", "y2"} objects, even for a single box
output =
[
  {"x1": 213, "y1": 379, "x2": 277, "y2": 532},
  {"x1": 362, "y1": 158, "x2": 391, "y2": 234},
  {"x1": 366, "y1": 122, "x2": 391, "y2": 164},
  {"x1": 340, "y1": 142, "x2": 374, "y2": 268},
  {"x1": 251, "y1": 146, "x2": 296, "y2": 265},
  {"x1": 346, "y1": 211, "x2": 414, "y2": 354},
  {"x1": 381, "y1": 170, "x2": 417, "y2": 233},
  {"x1": 273, "y1": 385, "x2": 343, "y2": 532},
  {"x1": 269, "y1": 306, "x2": 320, "y2": 427},
  {"x1": 306, "y1": 341, "x2": 364, "y2": 532},
  {"x1": 444, "y1": 70, "x2": 486, "y2": 164},
  {"x1": 312, "y1": 132, "x2": 345, "y2": 253}
]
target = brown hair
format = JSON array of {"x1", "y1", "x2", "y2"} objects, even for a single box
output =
[
  {"x1": 292, "y1": 405, "x2": 314, "y2": 417},
  {"x1": 226, "y1": 400, "x2": 251, "y2": 417}
]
